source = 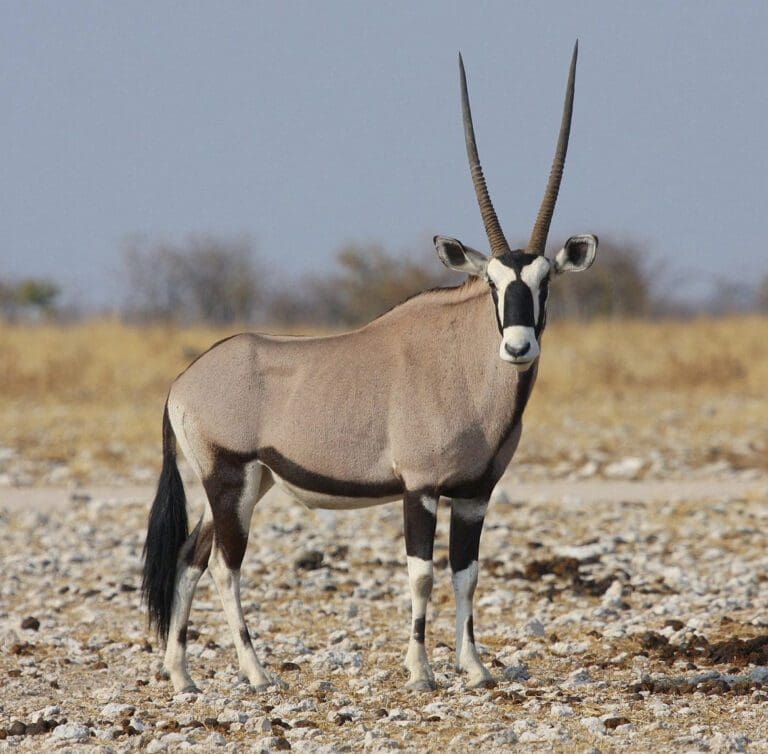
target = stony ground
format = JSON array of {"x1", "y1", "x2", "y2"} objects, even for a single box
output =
[{"x1": 2, "y1": 469, "x2": 768, "y2": 753}]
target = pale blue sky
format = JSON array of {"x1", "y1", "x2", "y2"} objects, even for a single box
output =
[{"x1": 2, "y1": 2, "x2": 766, "y2": 306}]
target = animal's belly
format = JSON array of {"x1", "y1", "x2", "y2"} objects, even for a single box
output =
[{"x1": 267, "y1": 470, "x2": 402, "y2": 510}]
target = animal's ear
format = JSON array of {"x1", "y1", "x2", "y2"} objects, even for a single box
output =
[
  {"x1": 552, "y1": 234, "x2": 598, "y2": 274},
  {"x1": 434, "y1": 235, "x2": 489, "y2": 277}
]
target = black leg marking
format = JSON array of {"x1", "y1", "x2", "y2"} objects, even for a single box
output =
[
  {"x1": 412, "y1": 617, "x2": 426, "y2": 643},
  {"x1": 449, "y1": 498, "x2": 492, "y2": 685},
  {"x1": 449, "y1": 502, "x2": 485, "y2": 574},
  {"x1": 403, "y1": 491, "x2": 438, "y2": 560},
  {"x1": 240, "y1": 628, "x2": 253, "y2": 648},
  {"x1": 203, "y1": 460, "x2": 248, "y2": 569},
  {"x1": 177, "y1": 626, "x2": 187, "y2": 647},
  {"x1": 186, "y1": 521, "x2": 214, "y2": 570}
]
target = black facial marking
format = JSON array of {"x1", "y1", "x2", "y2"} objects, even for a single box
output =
[
  {"x1": 449, "y1": 506, "x2": 485, "y2": 574},
  {"x1": 536, "y1": 277, "x2": 550, "y2": 337},
  {"x1": 489, "y1": 250, "x2": 544, "y2": 330},
  {"x1": 403, "y1": 492, "x2": 438, "y2": 560},
  {"x1": 412, "y1": 617, "x2": 426, "y2": 643},
  {"x1": 503, "y1": 280, "x2": 535, "y2": 328},
  {"x1": 489, "y1": 287, "x2": 502, "y2": 334}
]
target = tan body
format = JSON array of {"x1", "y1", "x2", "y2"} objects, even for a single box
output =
[{"x1": 169, "y1": 278, "x2": 532, "y2": 506}]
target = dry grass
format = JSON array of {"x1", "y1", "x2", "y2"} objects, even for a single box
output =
[{"x1": 1, "y1": 316, "x2": 766, "y2": 482}]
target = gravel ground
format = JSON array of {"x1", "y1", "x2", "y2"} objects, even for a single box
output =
[{"x1": 2, "y1": 473, "x2": 768, "y2": 753}]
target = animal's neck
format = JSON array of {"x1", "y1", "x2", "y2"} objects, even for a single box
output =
[{"x1": 459, "y1": 281, "x2": 537, "y2": 418}]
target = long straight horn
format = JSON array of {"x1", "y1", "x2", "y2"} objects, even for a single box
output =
[
  {"x1": 459, "y1": 53, "x2": 510, "y2": 256},
  {"x1": 528, "y1": 41, "x2": 578, "y2": 255}
]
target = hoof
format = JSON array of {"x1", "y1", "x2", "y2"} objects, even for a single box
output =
[
  {"x1": 406, "y1": 678, "x2": 437, "y2": 692},
  {"x1": 239, "y1": 673, "x2": 287, "y2": 692},
  {"x1": 467, "y1": 674, "x2": 496, "y2": 690},
  {"x1": 269, "y1": 675, "x2": 289, "y2": 691},
  {"x1": 179, "y1": 683, "x2": 201, "y2": 694}
]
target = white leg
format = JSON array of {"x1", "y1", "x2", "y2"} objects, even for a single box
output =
[
  {"x1": 162, "y1": 504, "x2": 214, "y2": 693},
  {"x1": 206, "y1": 461, "x2": 277, "y2": 690},
  {"x1": 404, "y1": 555, "x2": 435, "y2": 690},
  {"x1": 450, "y1": 499, "x2": 494, "y2": 688},
  {"x1": 164, "y1": 563, "x2": 204, "y2": 692},
  {"x1": 208, "y1": 549, "x2": 272, "y2": 689}
]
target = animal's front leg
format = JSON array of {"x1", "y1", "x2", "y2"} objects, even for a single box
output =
[
  {"x1": 450, "y1": 498, "x2": 494, "y2": 688},
  {"x1": 403, "y1": 491, "x2": 438, "y2": 691}
]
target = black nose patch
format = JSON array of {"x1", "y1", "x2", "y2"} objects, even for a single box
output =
[{"x1": 503, "y1": 280, "x2": 535, "y2": 328}]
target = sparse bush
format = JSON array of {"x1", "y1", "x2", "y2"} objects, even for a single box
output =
[
  {"x1": 547, "y1": 237, "x2": 652, "y2": 320},
  {"x1": 122, "y1": 235, "x2": 262, "y2": 324},
  {"x1": 269, "y1": 243, "x2": 459, "y2": 327},
  {"x1": 0, "y1": 277, "x2": 60, "y2": 320}
]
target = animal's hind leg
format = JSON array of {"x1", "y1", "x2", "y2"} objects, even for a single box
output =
[
  {"x1": 163, "y1": 507, "x2": 214, "y2": 693},
  {"x1": 205, "y1": 459, "x2": 275, "y2": 690}
]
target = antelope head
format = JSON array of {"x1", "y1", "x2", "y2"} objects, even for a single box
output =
[{"x1": 435, "y1": 42, "x2": 598, "y2": 371}]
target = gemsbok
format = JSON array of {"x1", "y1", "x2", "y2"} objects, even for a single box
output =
[{"x1": 143, "y1": 41, "x2": 598, "y2": 693}]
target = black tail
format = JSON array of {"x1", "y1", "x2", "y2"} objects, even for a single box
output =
[{"x1": 141, "y1": 402, "x2": 188, "y2": 642}]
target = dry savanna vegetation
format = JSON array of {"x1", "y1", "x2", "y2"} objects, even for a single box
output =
[{"x1": 0, "y1": 315, "x2": 766, "y2": 485}]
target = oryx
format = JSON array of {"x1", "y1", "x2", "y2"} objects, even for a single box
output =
[{"x1": 142, "y1": 42, "x2": 598, "y2": 694}]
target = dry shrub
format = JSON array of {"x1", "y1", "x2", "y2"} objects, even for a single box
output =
[{"x1": 536, "y1": 317, "x2": 768, "y2": 398}]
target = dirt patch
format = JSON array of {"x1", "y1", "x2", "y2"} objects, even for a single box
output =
[
  {"x1": 638, "y1": 630, "x2": 768, "y2": 668},
  {"x1": 516, "y1": 554, "x2": 626, "y2": 598}
]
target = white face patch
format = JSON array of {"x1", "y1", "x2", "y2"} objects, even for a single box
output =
[
  {"x1": 519, "y1": 256, "x2": 551, "y2": 325},
  {"x1": 487, "y1": 255, "x2": 551, "y2": 368}
]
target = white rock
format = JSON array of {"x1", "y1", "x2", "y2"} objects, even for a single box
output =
[
  {"x1": 422, "y1": 701, "x2": 451, "y2": 719},
  {"x1": 564, "y1": 667, "x2": 593, "y2": 687},
  {"x1": 244, "y1": 715, "x2": 272, "y2": 733},
  {"x1": 550, "y1": 703, "x2": 574, "y2": 717},
  {"x1": 511, "y1": 719, "x2": 534, "y2": 734},
  {"x1": 52, "y1": 722, "x2": 91, "y2": 742},
  {"x1": 604, "y1": 457, "x2": 644, "y2": 479},
  {"x1": 580, "y1": 717, "x2": 605, "y2": 736},
  {"x1": 100, "y1": 702, "x2": 136, "y2": 719},
  {"x1": 161, "y1": 732, "x2": 192, "y2": 745},
  {"x1": 524, "y1": 618, "x2": 545, "y2": 637},
  {"x1": 146, "y1": 740, "x2": 167, "y2": 753},
  {"x1": 601, "y1": 580, "x2": 624, "y2": 608},
  {"x1": 503, "y1": 662, "x2": 530, "y2": 682},
  {"x1": 129, "y1": 717, "x2": 146, "y2": 733},
  {"x1": 205, "y1": 732, "x2": 227, "y2": 747},
  {"x1": 218, "y1": 709, "x2": 248, "y2": 724}
]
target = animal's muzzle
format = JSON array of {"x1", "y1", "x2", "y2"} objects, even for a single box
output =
[
  {"x1": 504, "y1": 341, "x2": 531, "y2": 359},
  {"x1": 499, "y1": 325, "x2": 540, "y2": 369}
]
